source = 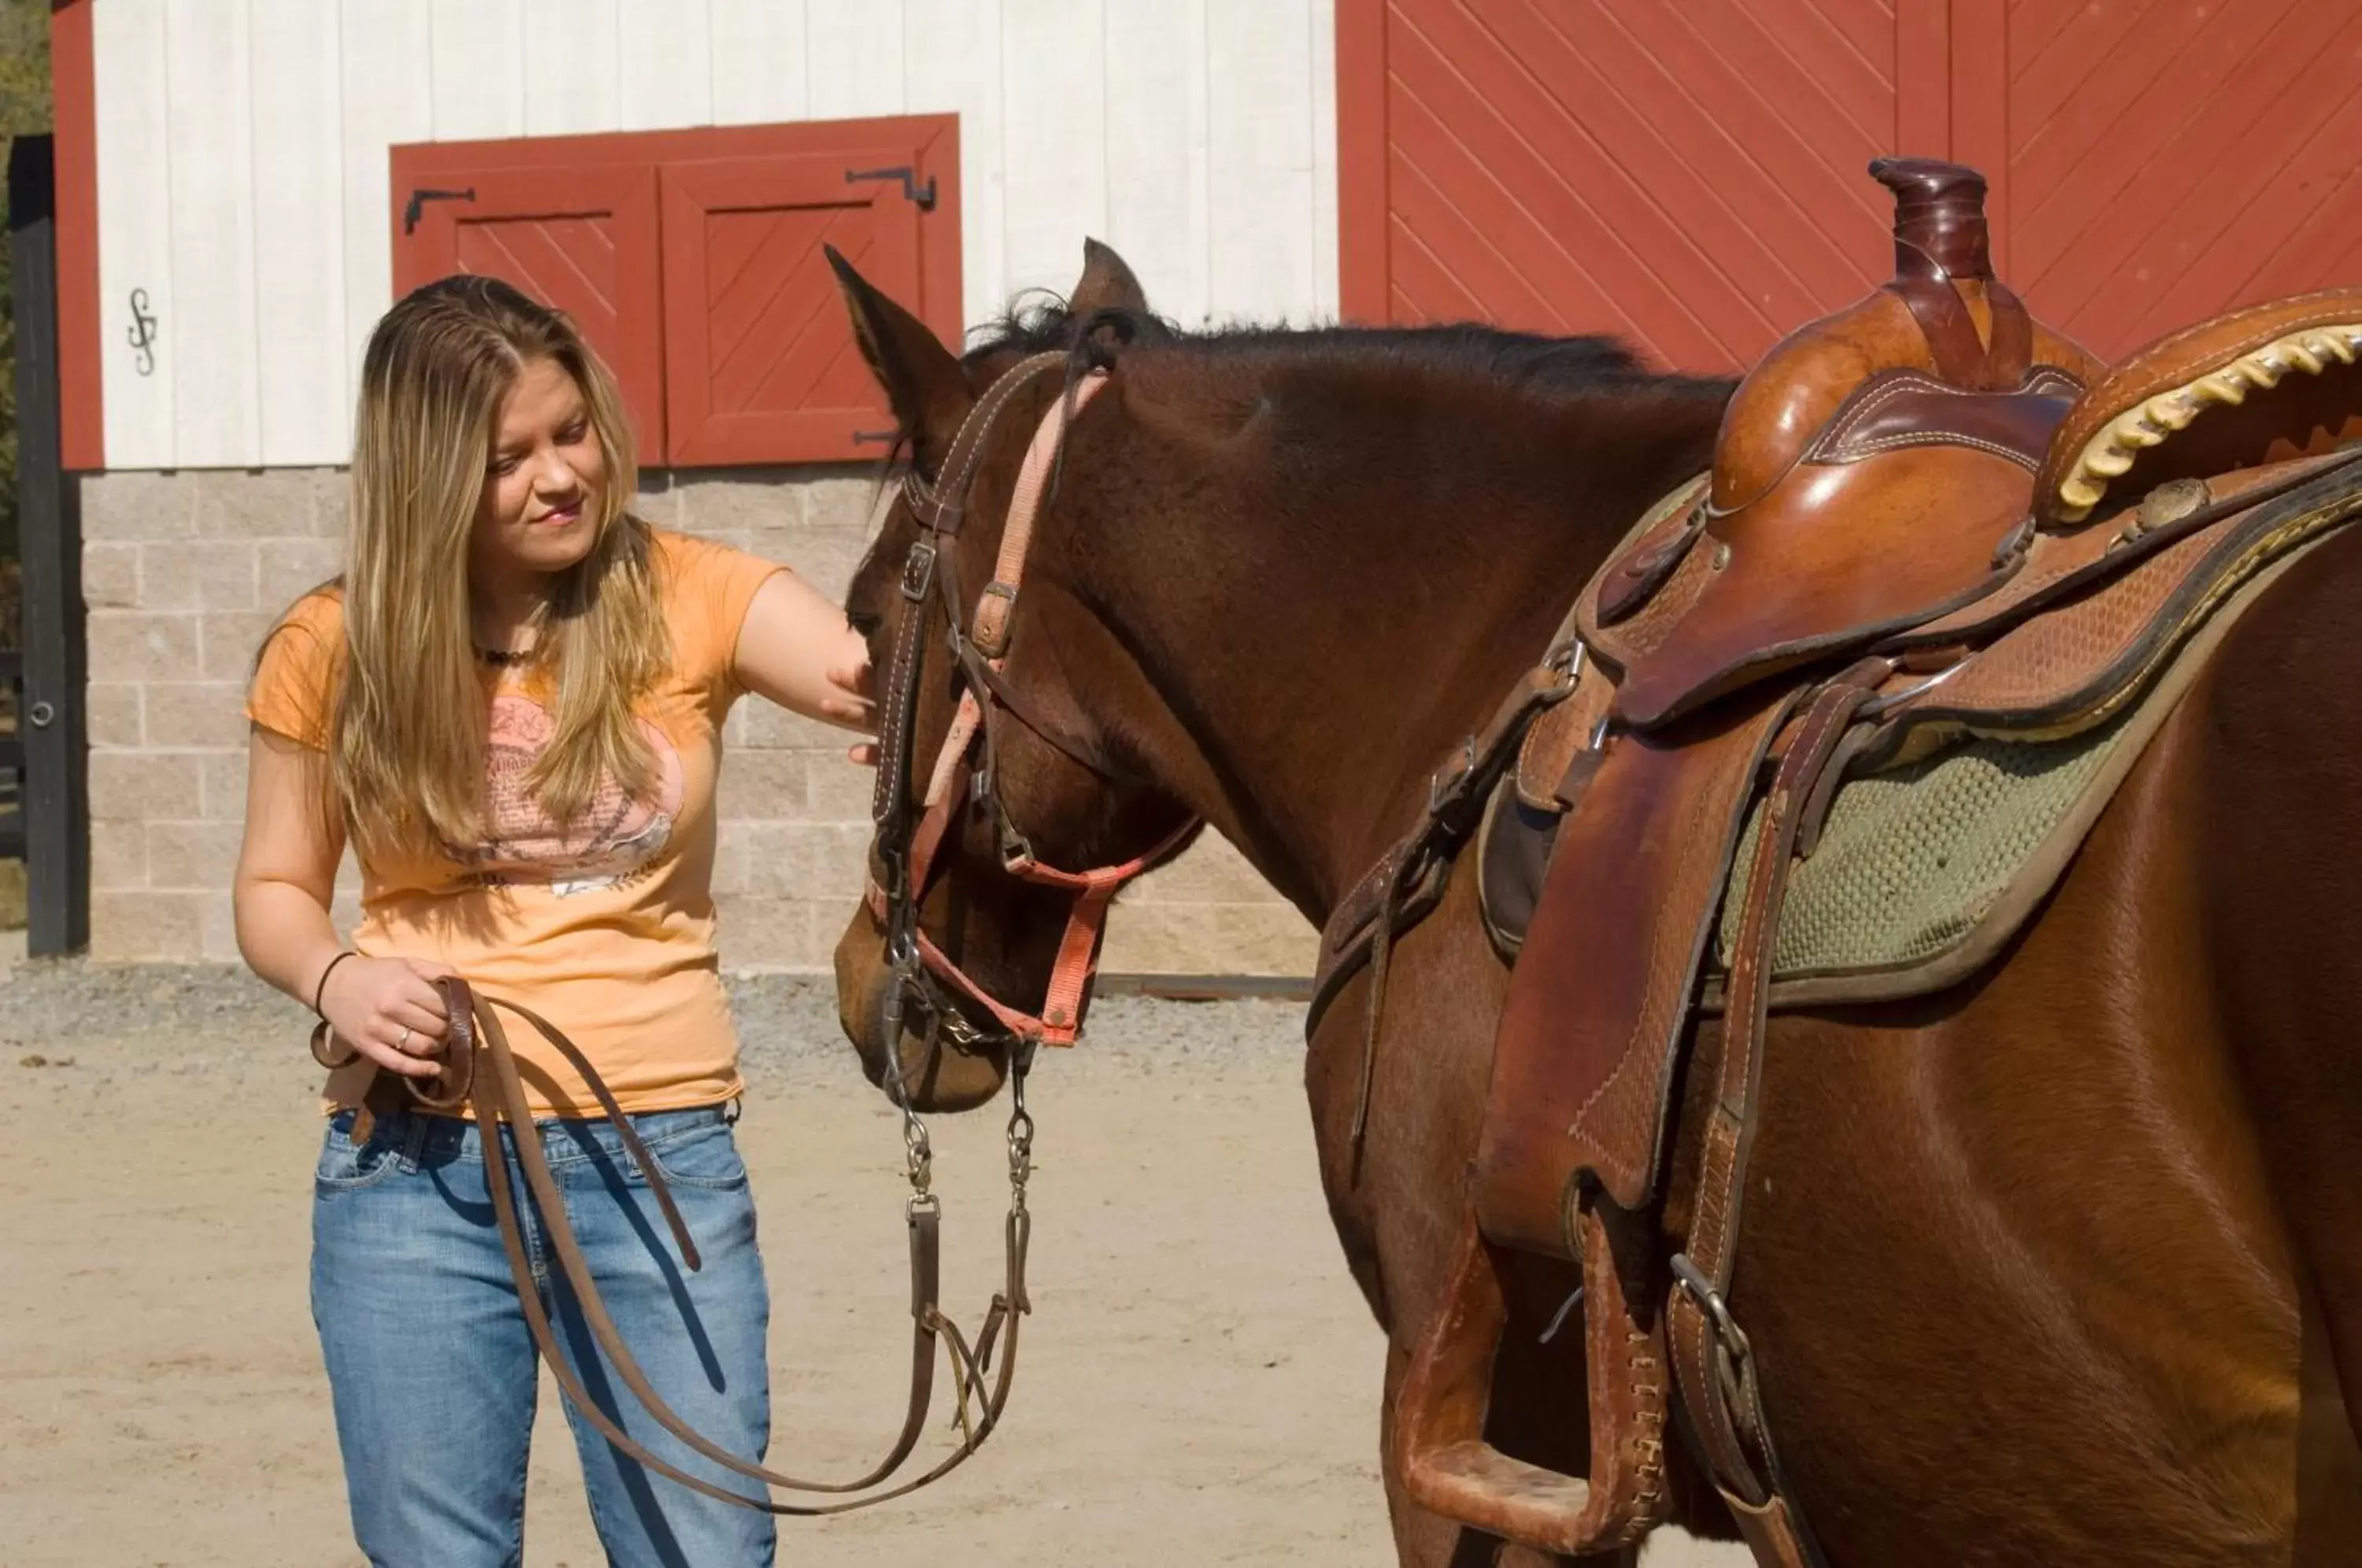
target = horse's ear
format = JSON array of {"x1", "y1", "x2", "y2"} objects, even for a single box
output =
[
  {"x1": 827, "y1": 244, "x2": 972, "y2": 472},
  {"x1": 1071, "y1": 237, "x2": 1150, "y2": 318}
]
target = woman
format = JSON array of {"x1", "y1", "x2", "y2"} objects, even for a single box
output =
[{"x1": 232, "y1": 274, "x2": 873, "y2": 1566}]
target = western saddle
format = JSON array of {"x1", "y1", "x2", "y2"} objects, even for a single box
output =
[{"x1": 1310, "y1": 157, "x2": 2362, "y2": 1565}]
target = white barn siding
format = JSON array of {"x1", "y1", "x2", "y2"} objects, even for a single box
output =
[
  {"x1": 808, "y1": 0, "x2": 905, "y2": 120},
  {"x1": 712, "y1": 1, "x2": 813, "y2": 124},
  {"x1": 336, "y1": 2, "x2": 432, "y2": 406},
  {"x1": 619, "y1": 0, "x2": 713, "y2": 130},
  {"x1": 87, "y1": 0, "x2": 1341, "y2": 471},
  {"x1": 91, "y1": 0, "x2": 172, "y2": 469},
  {"x1": 428, "y1": 0, "x2": 526, "y2": 141},
  {"x1": 1106, "y1": 2, "x2": 1212, "y2": 332},
  {"x1": 161, "y1": 0, "x2": 261, "y2": 467},
  {"x1": 250, "y1": 0, "x2": 350, "y2": 467},
  {"x1": 1001, "y1": 0, "x2": 1108, "y2": 306},
  {"x1": 524, "y1": 0, "x2": 624, "y2": 137},
  {"x1": 903, "y1": 0, "x2": 1005, "y2": 327}
]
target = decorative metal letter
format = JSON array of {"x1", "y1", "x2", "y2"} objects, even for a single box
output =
[{"x1": 127, "y1": 288, "x2": 157, "y2": 377}]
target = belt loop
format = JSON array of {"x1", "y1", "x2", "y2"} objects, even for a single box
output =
[
  {"x1": 398, "y1": 1111, "x2": 430, "y2": 1174},
  {"x1": 723, "y1": 1096, "x2": 742, "y2": 1126}
]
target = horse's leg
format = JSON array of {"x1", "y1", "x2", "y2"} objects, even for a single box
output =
[
  {"x1": 2187, "y1": 523, "x2": 2362, "y2": 1558},
  {"x1": 1303, "y1": 861, "x2": 1663, "y2": 1568}
]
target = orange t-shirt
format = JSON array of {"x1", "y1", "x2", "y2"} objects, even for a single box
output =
[{"x1": 246, "y1": 529, "x2": 783, "y2": 1119}]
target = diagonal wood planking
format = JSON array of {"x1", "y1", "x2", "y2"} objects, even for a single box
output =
[
  {"x1": 2009, "y1": 0, "x2": 2318, "y2": 305},
  {"x1": 2007, "y1": 0, "x2": 2362, "y2": 360},
  {"x1": 1375, "y1": 0, "x2": 1906, "y2": 370}
]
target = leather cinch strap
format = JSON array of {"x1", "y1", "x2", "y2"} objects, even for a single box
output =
[
  {"x1": 1663, "y1": 667, "x2": 1887, "y2": 1568},
  {"x1": 350, "y1": 978, "x2": 1034, "y2": 1515}
]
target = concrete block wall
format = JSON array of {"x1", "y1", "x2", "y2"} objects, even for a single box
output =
[{"x1": 77, "y1": 468, "x2": 1317, "y2": 978}]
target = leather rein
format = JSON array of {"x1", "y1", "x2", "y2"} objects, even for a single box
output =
[{"x1": 317, "y1": 979, "x2": 1025, "y2": 1514}]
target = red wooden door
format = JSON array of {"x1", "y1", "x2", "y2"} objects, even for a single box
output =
[
  {"x1": 1975, "y1": 0, "x2": 2362, "y2": 361},
  {"x1": 394, "y1": 166, "x2": 667, "y2": 456},
  {"x1": 659, "y1": 153, "x2": 923, "y2": 466},
  {"x1": 1338, "y1": 0, "x2": 2362, "y2": 370},
  {"x1": 1338, "y1": 0, "x2": 1950, "y2": 372}
]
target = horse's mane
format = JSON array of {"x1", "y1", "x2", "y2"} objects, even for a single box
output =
[
  {"x1": 961, "y1": 292, "x2": 1736, "y2": 404},
  {"x1": 850, "y1": 291, "x2": 1733, "y2": 501}
]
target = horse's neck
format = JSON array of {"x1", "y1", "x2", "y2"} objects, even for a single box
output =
[{"x1": 1071, "y1": 367, "x2": 1721, "y2": 923}]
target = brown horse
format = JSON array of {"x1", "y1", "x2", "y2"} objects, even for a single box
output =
[{"x1": 824, "y1": 240, "x2": 2362, "y2": 1566}]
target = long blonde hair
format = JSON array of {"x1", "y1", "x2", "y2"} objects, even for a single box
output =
[{"x1": 329, "y1": 275, "x2": 669, "y2": 862}]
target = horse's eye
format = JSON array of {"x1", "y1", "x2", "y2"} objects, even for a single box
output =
[{"x1": 846, "y1": 610, "x2": 883, "y2": 637}]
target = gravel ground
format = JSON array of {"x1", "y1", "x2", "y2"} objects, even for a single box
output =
[
  {"x1": 1, "y1": 955, "x2": 1739, "y2": 1566},
  {"x1": 0, "y1": 959, "x2": 1311, "y2": 1077}
]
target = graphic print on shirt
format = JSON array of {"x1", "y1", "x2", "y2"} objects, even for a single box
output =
[{"x1": 454, "y1": 694, "x2": 683, "y2": 895}]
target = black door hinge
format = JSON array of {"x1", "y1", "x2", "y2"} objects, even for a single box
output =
[
  {"x1": 403, "y1": 186, "x2": 478, "y2": 235},
  {"x1": 845, "y1": 165, "x2": 938, "y2": 211}
]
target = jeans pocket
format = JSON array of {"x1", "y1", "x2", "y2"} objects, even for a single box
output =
[
  {"x1": 639, "y1": 1119, "x2": 750, "y2": 1192},
  {"x1": 313, "y1": 1112, "x2": 405, "y2": 1194}
]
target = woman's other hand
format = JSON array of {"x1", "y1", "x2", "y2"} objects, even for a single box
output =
[{"x1": 318, "y1": 956, "x2": 457, "y2": 1081}]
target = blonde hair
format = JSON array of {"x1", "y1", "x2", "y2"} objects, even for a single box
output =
[{"x1": 327, "y1": 274, "x2": 669, "y2": 862}]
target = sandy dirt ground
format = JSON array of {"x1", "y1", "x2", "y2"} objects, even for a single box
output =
[{"x1": 0, "y1": 961, "x2": 1742, "y2": 1567}]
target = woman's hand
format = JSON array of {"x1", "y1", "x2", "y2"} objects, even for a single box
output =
[
  {"x1": 827, "y1": 655, "x2": 878, "y2": 767},
  {"x1": 317, "y1": 956, "x2": 457, "y2": 1081}
]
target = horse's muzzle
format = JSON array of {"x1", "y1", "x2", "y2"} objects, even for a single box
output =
[{"x1": 834, "y1": 908, "x2": 1013, "y2": 1113}]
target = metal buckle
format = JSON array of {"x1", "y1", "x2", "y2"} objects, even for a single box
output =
[
  {"x1": 972, "y1": 582, "x2": 1018, "y2": 658},
  {"x1": 1669, "y1": 1252, "x2": 1751, "y2": 1368},
  {"x1": 1427, "y1": 734, "x2": 1477, "y2": 816},
  {"x1": 998, "y1": 814, "x2": 1036, "y2": 871},
  {"x1": 901, "y1": 539, "x2": 939, "y2": 602},
  {"x1": 1857, "y1": 655, "x2": 1971, "y2": 719}
]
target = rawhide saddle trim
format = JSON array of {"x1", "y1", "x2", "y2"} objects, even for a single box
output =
[{"x1": 1310, "y1": 154, "x2": 2362, "y2": 1566}]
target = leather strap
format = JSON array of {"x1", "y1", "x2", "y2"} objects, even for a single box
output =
[
  {"x1": 1663, "y1": 668, "x2": 1884, "y2": 1567},
  {"x1": 903, "y1": 350, "x2": 1070, "y2": 534},
  {"x1": 972, "y1": 372, "x2": 1109, "y2": 657},
  {"x1": 876, "y1": 352, "x2": 1072, "y2": 845},
  {"x1": 1885, "y1": 276, "x2": 2034, "y2": 392},
  {"x1": 1312, "y1": 650, "x2": 1586, "y2": 1045},
  {"x1": 865, "y1": 813, "x2": 1203, "y2": 1045},
  {"x1": 339, "y1": 978, "x2": 1034, "y2": 1514}
]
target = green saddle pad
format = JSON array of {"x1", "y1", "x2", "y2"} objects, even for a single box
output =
[{"x1": 1715, "y1": 708, "x2": 2135, "y2": 982}]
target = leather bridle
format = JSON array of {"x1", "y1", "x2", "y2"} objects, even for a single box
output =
[{"x1": 864, "y1": 349, "x2": 1202, "y2": 1065}]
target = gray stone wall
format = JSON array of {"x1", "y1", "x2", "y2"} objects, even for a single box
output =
[{"x1": 76, "y1": 467, "x2": 1317, "y2": 978}]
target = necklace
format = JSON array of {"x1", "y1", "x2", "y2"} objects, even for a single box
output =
[{"x1": 475, "y1": 645, "x2": 535, "y2": 668}]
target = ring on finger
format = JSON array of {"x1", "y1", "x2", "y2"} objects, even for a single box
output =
[{"x1": 397, "y1": 1025, "x2": 414, "y2": 1051}]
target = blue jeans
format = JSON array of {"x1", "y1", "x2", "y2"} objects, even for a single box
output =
[{"x1": 311, "y1": 1102, "x2": 777, "y2": 1567}]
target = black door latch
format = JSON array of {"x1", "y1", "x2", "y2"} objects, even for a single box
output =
[
  {"x1": 844, "y1": 166, "x2": 938, "y2": 211},
  {"x1": 403, "y1": 187, "x2": 479, "y2": 235}
]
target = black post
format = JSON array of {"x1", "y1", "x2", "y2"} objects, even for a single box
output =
[{"x1": 10, "y1": 135, "x2": 90, "y2": 956}]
